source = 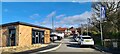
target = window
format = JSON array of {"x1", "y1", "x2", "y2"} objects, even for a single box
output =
[
  {"x1": 32, "y1": 29, "x2": 44, "y2": 44},
  {"x1": 82, "y1": 37, "x2": 91, "y2": 39}
]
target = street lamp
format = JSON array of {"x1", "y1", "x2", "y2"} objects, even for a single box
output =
[
  {"x1": 81, "y1": 24, "x2": 83, "y2": 35},
  {"x1": 100, "y1": 6, "x2": 106, "y2": 46},
  {"x1": 87, "y1": 18, "x2": 91, "y2": 36}
]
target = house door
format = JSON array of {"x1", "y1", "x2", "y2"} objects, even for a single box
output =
[{"x1": 8, "y1": 28, "x2": 16, "y2": 46}]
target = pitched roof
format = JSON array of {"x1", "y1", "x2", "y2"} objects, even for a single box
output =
[
  {"x1": 1, "y1": 21, "x2": 51, "y2": 30},
  {"x1": 56, "y1": 27, "x2": 67, "y2": 31}
]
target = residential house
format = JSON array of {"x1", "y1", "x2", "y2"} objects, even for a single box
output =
[
  {"x1": 69, "y1": 27, "x2": 78, "y2": 35},
  {"x1": 55, "y1": 27, "x2": 72, "y2": 36}
]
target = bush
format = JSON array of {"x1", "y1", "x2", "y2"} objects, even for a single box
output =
[
  {"x1": 103, "y1": 32, "x2": 120, "y2": 39},
  {"x1": 92, "y1": 33, "x2": 102, "y2": 46},
  {"x1": 83, "y1": 32, "x2": 92, "y2": 36}
]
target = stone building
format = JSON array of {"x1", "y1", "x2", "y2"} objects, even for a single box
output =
[{"x1": 0, "y1": 21, "x2": 51, "y2": 47}]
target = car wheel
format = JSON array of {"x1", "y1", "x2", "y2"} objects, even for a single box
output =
[{"x1": 79, "y1": 43, "x2": 82, "y2": 47}]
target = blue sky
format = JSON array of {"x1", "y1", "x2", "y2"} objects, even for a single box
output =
[{"x1": 2, "y1": 2, "x2": 92, "y2": 28}]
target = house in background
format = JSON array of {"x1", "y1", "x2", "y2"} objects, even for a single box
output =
[
  {"x1": 55, "y1": 27, "x2": 80, "y2": 36},
  {"x1": 69, "y1": 27, "x2": 78, "y2": 35},
  {"x1": 64, "y1": 29, "x2": 71, "y2": 36},
  {"x1": 55, "y1": 27, "x2": 67, "y2": 33},
  {"x1": 0, "y1": 21, "x2": 51, "y2": 47},
  {"x1": 55, "y1": 27, "x2": 72, "y2": 36}
]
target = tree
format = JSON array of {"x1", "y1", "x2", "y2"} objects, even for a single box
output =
[
  {"x1": 91, "y1": 2, "x2": 120, "y2": 40},
  {"x1": 91, "y1": 2, "x2": 120, "y2": 33}
]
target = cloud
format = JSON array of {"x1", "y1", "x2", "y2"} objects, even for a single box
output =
[
  {"x1": 29, "y1": 13, "x2": 40, "y2": 19},
  {"x1": 31, "y1": 11, "x2": 56, "y2": 25},
  {"x1": 56, "y1": 14, "x2": 65, "y2": 19},
  {"x1": 35, "y1": 11, "x2": 92, "y2": 28},
  {"x1": 39, "y1": 11, "x2": 56, "y2": 24},
  {"x1": 40, "y1": 21, "x2": 50, "y2": 25},
  {"x1": 60, "y1": 11, "x2": 92, "y2": 25},
  {"x1": 52, "y1": 11, "x2": 92, "y2": 28},
  {"x1": 46, "y1": 11, "x2": 56, "y2": 18}
]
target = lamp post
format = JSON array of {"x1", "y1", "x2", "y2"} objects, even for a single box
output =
[
  {"x1": 52, "y1": 15, "x2": 55, "y2": 31},
  {"x1": 100, "y1": 18, "x2": 103, "y2": 46},
  {"x1": 81, "y1": 24, "x2": 83, "y2": 35},
  {"x1": 100, "y1": 6, "x2": 106, "y2": 46},
  {"x1": 87, "y1": 18, "x2": 90, "y2": 36},
  {"x1": 52, "y1": 16, "x2": 54, "y2": 30},
  {"x1": 87, "y1": 22, "x2": 88, "y2": 36}
]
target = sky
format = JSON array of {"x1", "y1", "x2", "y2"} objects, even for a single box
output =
[
  {"x1": 2, "y1": 2, "x2": 92, "y2": 28},
  {"x1": 2, "y1": 0, "x2": 92, "y2": 2}
]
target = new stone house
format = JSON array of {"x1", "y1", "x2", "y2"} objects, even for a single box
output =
[{"x1": 0, "y1": 21, "x2": 51, "y2": 47}]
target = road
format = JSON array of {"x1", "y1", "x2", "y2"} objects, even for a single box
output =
[{"x1": 49, "y1": 36, "x2": 110, "y2": 54}]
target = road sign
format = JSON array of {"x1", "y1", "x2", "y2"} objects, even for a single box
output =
[{"x1": 100, "y1": 6, "x2": 106, "y2": 18}]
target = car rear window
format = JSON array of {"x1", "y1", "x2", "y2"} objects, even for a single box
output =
[{"x1": 82, "y1": 37, "x2": 91, "y2": 39}]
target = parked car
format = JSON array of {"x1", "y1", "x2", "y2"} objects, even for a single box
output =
[
  {"x1": 57, "y1": 32, "x2": 64, "y2": 39},
  {"x1": 74, "y1": 36, "x2": 80, "y2": 42},
  {"x1": 50, "y1": 34, "x2": 58, "y2": 42},
  {"x1": 57, "y1": 36, "x2": 62, "y2": 40},
  {"x1": 51, "y1": 32, "x2": 64, "y2": 39},
  {"x1": 78, "y1": 35, "x2": 94, "y2": 46},
  {"x1": 73, "y1": 34, "x2": 79, "y2": 42}
]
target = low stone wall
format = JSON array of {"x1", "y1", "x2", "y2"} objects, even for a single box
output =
[
  {"x1": 104, "y1": 39, "x2": 120, "y2": 48},
  {"x1": 0, "y1": 44, "x2": 48, "y2": 52}
]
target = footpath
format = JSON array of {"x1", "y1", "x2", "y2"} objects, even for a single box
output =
[
  {"x1": 95, "y1": 45, "x2": 120, "y2": 54},
  {"x1": 2, "y1": 41, "x2": 62, "y2": 54}
]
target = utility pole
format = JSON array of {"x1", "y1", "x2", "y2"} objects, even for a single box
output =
[
  {"x1": 52, "y1": 16, "x2": 54, "y2": 30},
  {"x1": 100, "y1": 18, "x2": 103, "y2": 46},
  {"x1": 100, "y1": 6, "x2": 106, "y2": 46},
  {"x1": 87, "y1": 18, "x2": 90, "y2": 36},
  {"x1": 86, "y1": 23, "x2": 88, "y2": 36},
  {"x1": 81, "y1": 24, "x2": 83, "y2": 35}
]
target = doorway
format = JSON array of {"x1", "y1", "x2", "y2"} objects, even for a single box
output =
[{"x1": 8, "y1": 27, "x2": 16, "y2": 46}]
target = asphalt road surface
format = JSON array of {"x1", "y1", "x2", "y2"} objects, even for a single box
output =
[{"x1": 49, "y1": 36, "x2": 110, "y2": 54}]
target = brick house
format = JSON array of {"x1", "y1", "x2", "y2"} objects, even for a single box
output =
[
  {"x1": 55, "y1": 27, "x2": 67, "y2": 32},
  {"x1": 55, "y1": 27, "x2": 71, "y2": 36},
  {"x1": 0, "y1": 21, "x2": 51, "y2": 47}
]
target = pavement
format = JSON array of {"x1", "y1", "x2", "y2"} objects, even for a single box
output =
[
  {"x1": 95, "y1": 45, "x2": 120, "y2": 54},
  {"x1": 1, "y1": 41, "x2": 61, "y2": 54}
]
